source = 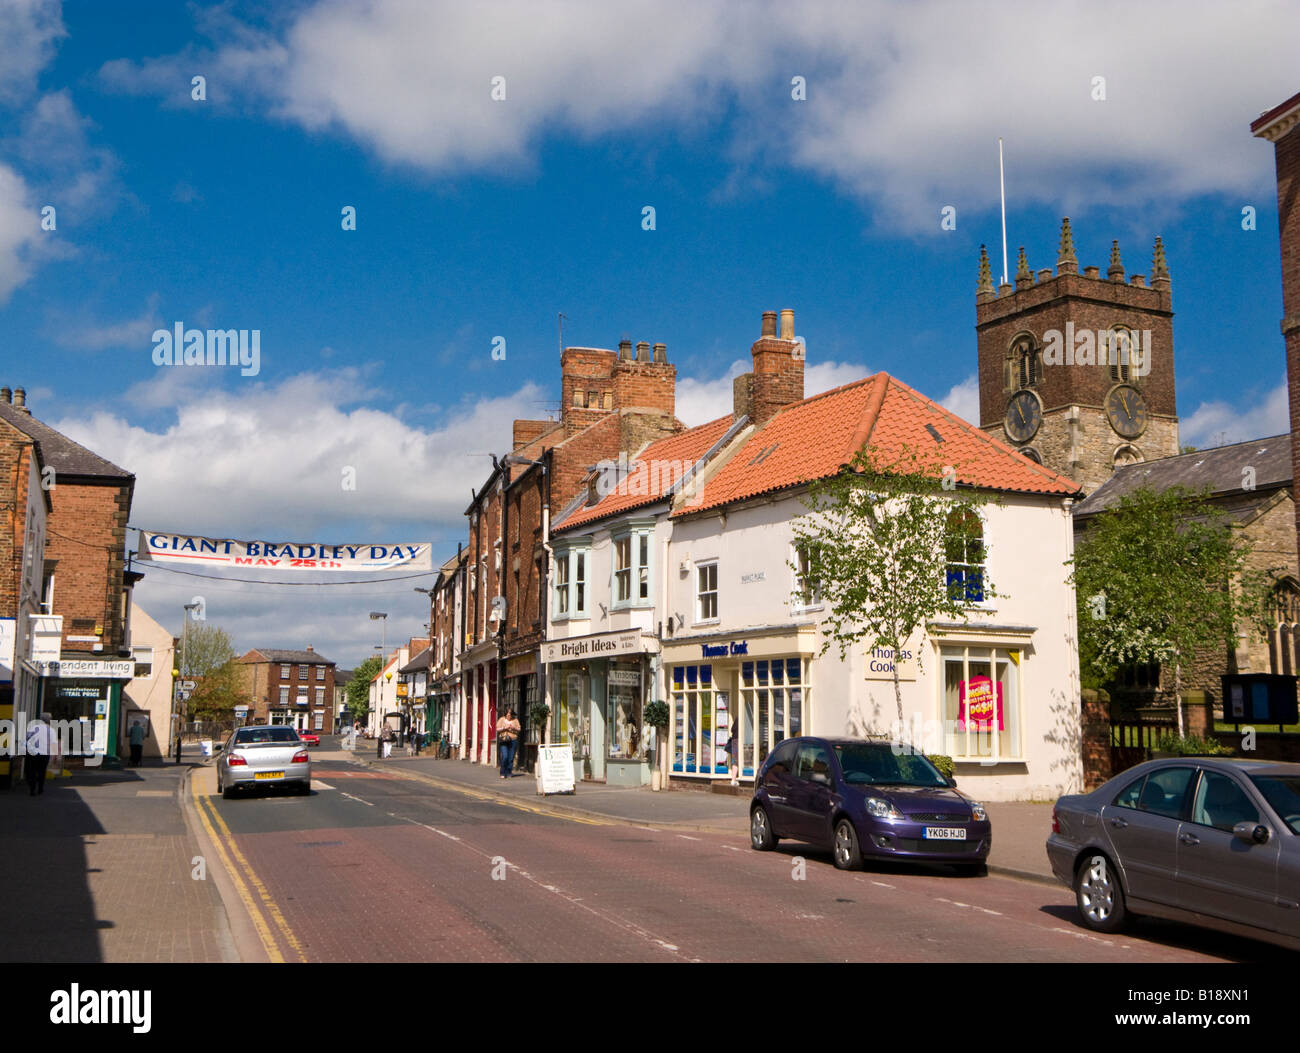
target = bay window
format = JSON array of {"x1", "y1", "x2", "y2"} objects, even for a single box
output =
[
  {"x1": 613, "y1": 525, "x2": 652, "y2": 608},
  {"x1": 552, "y1": 545, "x2": 589, "y2": 619}
]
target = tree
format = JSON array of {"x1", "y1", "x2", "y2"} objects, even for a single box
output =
[
  {"x1": 346, "y1": 655, "x2": 382, "y2": 723},
  {"x1": 1069, "y1": 485, "x2": 1259, "y2": 736},
  {"x1": 789, "y1": 444, "x2": 998, "y2": 738},
  {"x1": 176, "y1": 625, "x2": 249, "y2": 722}
]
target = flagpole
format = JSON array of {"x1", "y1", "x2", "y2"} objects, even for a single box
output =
[{"x1": 999, "y1": 138, "x2": 1008, "y2": 286}]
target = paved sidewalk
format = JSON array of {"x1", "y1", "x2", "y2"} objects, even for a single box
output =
[
  {"x1": 0, "y1": 753, "x2": 238, "y2": 962},
  {"x1": 349, "y1": 748, "x2": 1058, "y2": 882}
]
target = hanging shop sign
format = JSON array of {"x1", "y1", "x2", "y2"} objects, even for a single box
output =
[
  {"x1": 139, "y1": 532, "x2": 433, "y2": 572},
  {"x1": 35, "y1": 659, "x2": 134, "y2": 679}
]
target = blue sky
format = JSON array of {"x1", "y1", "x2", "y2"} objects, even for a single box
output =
[{"x1": 2, "y1": 0, "x2": 1298, "y2": 663}]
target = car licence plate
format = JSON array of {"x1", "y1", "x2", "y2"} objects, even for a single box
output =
[
  {"x1": 254, "y1": 771, "x2": 284, "y2": 780},
  {"x1": 924, "y1": 827, "x2": 966, "y2": 840}
]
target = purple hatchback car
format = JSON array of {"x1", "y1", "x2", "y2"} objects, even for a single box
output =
[{"x1": 750, "y1": 737, "x2": 992, "y2": 873}]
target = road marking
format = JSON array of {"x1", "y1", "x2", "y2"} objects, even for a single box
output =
[
  {"x1": 312, "y1": 780, "x2": 334, "y2": 790},
  {"x1": 936, "y1": 897, "x2": 1002, "y2": 917},
  {"x1": 340, "y1": 792, "x2": 374, "y2": 806},
  {"x1": 1050, "y1": 926, "x2": 1115, "y2": 945},
  {"x1": 677, "y1": 834, "x2": 700, "y2": 841},
  {"x1": 720, "y1": 844, "x2": 742, "y2": 852},
  {"x1": 363, "y1": 764, "x2": 614, "y2": 825},
  {"x1": 196, "y1": 789, "x2": 308, "y2": 963},
  {"x1": 871, "y1": 881, "x2": 895, "y2": 889},
  {"x1": 190, "y1": 780, "x2": 284, "y2": 963}
]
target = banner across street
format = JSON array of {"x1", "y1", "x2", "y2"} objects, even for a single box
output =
[{"x1": 138, "y1": 532, "x2": 434, "y2": 572}]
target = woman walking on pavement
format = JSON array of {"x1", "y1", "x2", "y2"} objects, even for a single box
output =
[{"x1": 496, "y1": 708, "x2": 520, "y2": 778}]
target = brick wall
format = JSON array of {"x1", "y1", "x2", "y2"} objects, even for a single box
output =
[
  {"x1": 751, "y1": 336, "x2": 805, "y2": 427},
  {"x1": 0, "y1": 427, "x2": 38, "y2": 624},
  {"x1": 47, "y1": 478, "x2": 132, "y2": 655},
  {"x1": 560, "y1": 348, "x2": 617, "y2": 434},
  {"x1": 1268, "y1": 118, "x2": 1300, "y2": 578},
  {"x1": 612, "y1": 359, "x2": 675, "y2": 419}
]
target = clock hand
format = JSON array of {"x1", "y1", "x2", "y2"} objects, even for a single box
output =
[
  {"x1": 1119, "y1": 391, "x2": 1131, "y2": 418},
  {"x1": 1016, "y1": 402, "x2": 1026, "y2": 425}
]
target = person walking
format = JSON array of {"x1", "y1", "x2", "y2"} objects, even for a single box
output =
[
  {"x1": 381, "y1": 724, "x2": 394, "y2": 759},
  {"x1": 25, "y1": 713, "x2": 53, "y2": 796},
  {"x1": 496, "y1": 708, "x2": 520, "y2": 779},
  {"x1": 128, "y1": 720, "x2": 147, "y2": 767}
]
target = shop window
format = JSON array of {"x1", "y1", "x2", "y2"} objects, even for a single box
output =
[
  {"x1": 671, "y1": 664, "x2": 723, "y2": 775},
  {"x1": 737, "y1": 658, "x2": 804, "y2": 776},
  {"x1": 696, "y1": 560, "x2": 718, "y2": 622},
  {"x1": 792, "y1": 542, "x2": 822, "y2": 610},
  {"x1": 945, "y1": 508, "x2": 986, "y2": 604},
  {"x1": 607, "y1": 662, "x2": 643, "y2": 758},
  {"x1": 613, "y1": 527, "x2": 652, "y2": 608},
  {"x1": 940, "y1": 645, "x2": 1021, "y2": 762}
]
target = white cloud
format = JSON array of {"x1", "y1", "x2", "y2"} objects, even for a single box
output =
[
  {"x1": 938, "y1": 374, "x2": 980, "y2": 425},
  {"x1": 1180, "y1": 378, "x2": 1290, "y2": 449},
  {"x1": 52, "y1": 368, "x2": 549, "y2": 540},
  {"x1": 95, "y1": 1, "x2": 1300, "y2": 223},
  {"x1": 0, "y1": 163, "x2": 41, "y2": 301},
  {"x1": 0, "y1": 0, "x2": 63, "y2": 105},
  {"x1": 53, "y1": 293, "x2": 161, "y2": 351}
]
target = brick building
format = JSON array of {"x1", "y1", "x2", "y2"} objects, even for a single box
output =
[
  {"x1": 236, "y1": 646, "x2": 337, "y2": 733},
  {"x1": 976, "y1": 220, "x2": 1180, "y2": 493},
  {"x1": 442, "y1": 337, "x2": 682, "y2": 768},
  {"x1": 0, "y1": 387, "x2": 139, "y2": 769},
  {"x1": 1252, "y1": 90, "x2": 1300, "y2": 560}
]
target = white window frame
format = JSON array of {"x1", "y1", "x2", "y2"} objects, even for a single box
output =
[
  {"x1": 696, "y1": 559, "x2": 719, "y2": 624},
  {"x1": 937, "y1": 643, "x2": 1024, "y2": 763},
  {"x1": 132, "y1": 646, "x2": 154, "y2": 679},
  {"x1": 280, "y1": 663, "x2": 290, "y2": 679},
  {"x1": 791, "y1": 542, "x2": 822, "y2": 612},
  {"x1": 611, "y1": 525, "x2": 653, "y2": 610},
  {"x1": 279, "y1": 686, "x2": 289, "y2": 705},
  {"x1": 945, "y1": 507, "x2": 992, "y2": 609},
  {"x1": 316, "y1": 665, "x2": 325, "y2": 681}
]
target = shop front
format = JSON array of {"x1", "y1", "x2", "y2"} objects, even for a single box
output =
[
  {"x1": 36, "y1": 658, "x2": 134, "y2": 768},
  {"x1": 502, "y1": 652, "x2": 539, "y2": 772},
  {"x1": 662, "y1": 627, "x2": 817, "y2": 784},
  {"x1": 541, "y1": 629, "x2": 658, "y2": 786}
]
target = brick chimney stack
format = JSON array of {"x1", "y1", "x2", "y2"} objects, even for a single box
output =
[{"x1": 749, "y1": 309, "x2": 804, "y2": 427}]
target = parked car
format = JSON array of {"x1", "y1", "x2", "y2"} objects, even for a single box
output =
[
  {"x1": 216, "y1": 725, "x2": 312, "y2": 799},
  {"x1": 298, "y1": 730, "x2": 320, "y2": 747},
  {"x1": 1047, "y1": 757, "x2": 1300, "y2": 951},
  {"x1": 749, "y1": 737, "x2": 991, "y2": 874}
]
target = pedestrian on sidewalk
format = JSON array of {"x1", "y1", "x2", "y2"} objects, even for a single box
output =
[
  {"x1": 496, "y1": 708, "x2": 520, "y2": 778},
  {"x1": 381, "y1": 724, "x2": 394, "y2": 759},
  {"x1": 24, "y1": 713, "x2": 54, "y2": 796},
  {"x1": 128, "y1": 719, "x2": 147, "y2": 767}
]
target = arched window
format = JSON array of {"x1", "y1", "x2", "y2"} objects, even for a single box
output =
[
  {"x1": 1009, "y1": 335, "x2": 1041, "y2": 389},
  {"x1": 1113, "y1": 444, "x2": 1143, "y2": 468},
  {"x1": 945, "y1": 507, "x2": 986, "y2": 603},
  {"x1": 1020, "y1": 447, "x2": 1042, "y2": 464}
]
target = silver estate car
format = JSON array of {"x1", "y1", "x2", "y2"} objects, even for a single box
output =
[
  {"x1": 216, "y1": 725, "x2": 312, "y2": 798},
  {"x1": 1047, "y1": 757, "x2": 1300, "y2": 951}
]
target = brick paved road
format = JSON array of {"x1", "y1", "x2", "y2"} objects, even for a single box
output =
[{"x1": 195, "y1": 758, "x2": 1289, "y2": 963}]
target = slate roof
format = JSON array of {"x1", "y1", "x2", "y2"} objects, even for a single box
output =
[
  {"x1": 0, "y1": 402, "x2": 133, "y2": 480},
  {"x1": 554, "y1": 414, "x2": 741, "y2": 532},
  {"x1": 1074, "y1": 434, "x2": 1291, "y2": 520},
  {"x1": 399, "y1": 646, "x2": 431, "y2": 673},
  {"x1": 678, "y1": 373, "x2": 1081, "y2": 516},
  {"x1": 240, "y1": 648, "x2": 336, "y2": 665}
]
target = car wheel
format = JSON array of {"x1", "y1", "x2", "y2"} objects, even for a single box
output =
[
  {"x1": 297, "y1": 781, "x2": 311, "y2": 796},
  {"x1": 750, "y1": 806, "x2": 778, "y2": 850},
  {"x1": 1075, "y1": 853, "x2": 1127, "y2": 933},
  {"x1": 953, "y1": 862, "x2": 988, "y2": 877},
  {"x1": 220, "y1": 778, "x2": 236, "y2": 800},
  {"x1": 832, "y1": 818, "x2": 863, "y2": 870}
]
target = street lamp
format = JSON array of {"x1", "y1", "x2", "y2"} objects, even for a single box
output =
[{"x1": 174, "y1": 602, "x2": 200, "y2": 763}]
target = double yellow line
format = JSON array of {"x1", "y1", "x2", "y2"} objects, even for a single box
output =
[{"x1": 190, "y1": 779, "x2": 308, "y2": 963}]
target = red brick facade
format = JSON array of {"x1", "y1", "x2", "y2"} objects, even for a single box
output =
[
  {"x1": 46, "y1": 480, "x2": 134, "y2": 656},
  {"x1": 236, "y1": 647, "x2": 337, "y2": 731},
  {"x1": 1252, "y1": 92, "x2": 1300, "y2": 561}
]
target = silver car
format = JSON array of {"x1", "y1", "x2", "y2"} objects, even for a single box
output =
[
  {"x1": 216, "y1": 725, "x2": 312, "y2": 798},
  {"x1": 1047, "y1": 758, "x2": 1300, "y2": 951}
]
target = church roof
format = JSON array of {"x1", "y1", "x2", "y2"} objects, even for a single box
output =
[{"x1": 1074, "y1": 434, "x2": 1292, "y2": 519}]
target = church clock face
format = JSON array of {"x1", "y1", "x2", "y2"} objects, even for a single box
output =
[
  {"x1": 1105, "y1": 384, "x2": 1148, "y2": 439},
  {"x1": 1003, "y1": 389, "x2": 1042, "y2": 443}
]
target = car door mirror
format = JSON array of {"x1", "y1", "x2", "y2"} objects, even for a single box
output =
[
  {"x1": 811, "y1": 772, "x2": 830, "y2": 786},
  {"x1": 946, "y1": 776, "x2": 958, "y2": 788},
  {"x1": 1232, "y1": 821, "x2": 1269, "y2": 845}
]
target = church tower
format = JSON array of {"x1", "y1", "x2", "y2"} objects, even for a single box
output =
[{"x1": 976, "y1": 219, "x2": 1180, "y2": 493}]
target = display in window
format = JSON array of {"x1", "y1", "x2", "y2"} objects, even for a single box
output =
[{"x1": 958, "y1": 675, "x2": 1004, "y2": 731}]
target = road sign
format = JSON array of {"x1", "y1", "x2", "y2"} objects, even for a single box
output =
[{"x1": 180, "y1": 680, "x2": 197, "y2": 690}]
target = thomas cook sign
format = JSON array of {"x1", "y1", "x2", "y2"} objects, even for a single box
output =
[
  {"x1": 140, "y1": 532, "x2": 433, "y2": 572},
  {"x1": 863, "y1": 645, "x2": 918, "y2": 682}
]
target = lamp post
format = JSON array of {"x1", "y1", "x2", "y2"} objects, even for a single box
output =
[
  {"x1": 368, "y1": 612, "x2": 387, "y2": 737},
  {"x1": 415, "y1": 587, "x2": 435, "y2": 746},
  {"x1": 174, "y1": 602, "x2": 200, "y2": 763}
]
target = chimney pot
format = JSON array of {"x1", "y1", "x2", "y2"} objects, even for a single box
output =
[
  {"x1": 618, "y1": 339, "x2": 633, "y2": 361},
  {"x1": 761, "y1": 311, "x2": 778, "y2": 338},
  {"x1": 13, "y1": 388, "x2": 27, "y2": 412},
  {"x1": 779, "y1": 309, "x2": 795, "y2": 340},
  {"x1": 652, "y1": 342, "x2": 667, "y2": 363},
  {"x1": 0, "y1": 387, "x2": 10, "y2": 404},
  {"x1": 635, "y1": 341, "x2": 650, "y2": 362}
]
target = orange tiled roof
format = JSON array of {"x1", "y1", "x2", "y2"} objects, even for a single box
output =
[
  {"x1": 556, "y1": 414, "x2": 738, "y2": 531},
  {"x1": 678, "y1": 373, "x2": 1081, "y2": 516}
]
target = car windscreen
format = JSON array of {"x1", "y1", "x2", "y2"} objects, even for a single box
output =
[
  {"x1": 833, "y1": 744, "x2": 948, "y2": 787},
  {"x1": 1248, "y1": 774, "x2": 1300, "y2": 834},
  {"x1": 233, "y1": 727, "x2": 301, "y2": 744}
]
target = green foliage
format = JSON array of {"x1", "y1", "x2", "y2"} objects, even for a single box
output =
[
  {"x1": 346, "y1": 655, "x2": 382, "y2": 720},
  {"x1": 180, "y1": 623, "x2": 237, "y2": 679},
  {"x1": 178, "y1": 624, "x2": 248, "y2": 722},
  {"x1": 642, "y1": 700, "x2": 670, "y2": 729},
  {"x1": 927, "y1": 753, "x2": 955, "y2": 778},
  {"x1": 789, "y1": 443, "x2": 997, "y2": 724},
  {"x1": 1155, "y1": 732, "x2": 1233, "y2": 757},
  {"x1": 1070, "y1": 485, "x2": 1257, "y2": 689},
  {"x1": 528, "y1": 701, "x2": 551, "y2": 728}
]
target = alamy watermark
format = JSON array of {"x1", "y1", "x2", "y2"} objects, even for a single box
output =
[
  {"x1": 151, "y1": 322, "x2": 260, "y2": 377},
  {"x1": 0, "y1": 714, "x2": 101, "y2": 765},
  {"x1": 1042, "y1": 324, "x2": 1150, "y2": 376},
  {"x1": 593, "y1": 451, "x2": 705, "y2": 507}
]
